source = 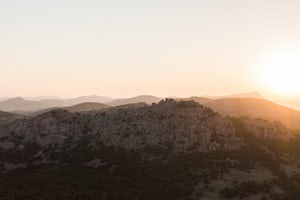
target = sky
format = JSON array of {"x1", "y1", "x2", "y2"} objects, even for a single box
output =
[{"x1": 1, "y1": 0, "x2": 300, "y2": 99}]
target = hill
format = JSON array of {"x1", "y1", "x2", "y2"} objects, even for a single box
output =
[
  {"x1": 64, "y1": 95, "x2": 113, "y2": 105},
  {"x1": 38, "y1": 95, "x2": 113, "y2": 107},
  {"x1": 205, "y1": 98, "x2": 300, "y2": 130},
  {"x1": 0, "y1": 95, "x2": 113, "y2": 113},
  {"x1": 31, "y1": 103, "x2": 110, "y2": 116},
  {"x1": 0, "y1": 97, "x2": 46, "y2": 112},
  {"x1": 38, "y1": 99, "x2": 67, "y2": 107},
  {"x1": 64, "y1": 102, "x2": 109, "y2": 113},
  {"x1": 107, "y1": 95, "x2": 162, "y2": 106},
  {"x1": 0, "y1": 99, "x2": 299, "y2": 199}
]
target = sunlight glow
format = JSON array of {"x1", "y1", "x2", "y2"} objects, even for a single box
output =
[{"x1": 258, "y1": 49, "x2": 300, "y2": 97}]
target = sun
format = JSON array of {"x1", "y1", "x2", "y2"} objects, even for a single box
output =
[{"x1": 258, "y1": 49, "x2": 300, "y2": 97}]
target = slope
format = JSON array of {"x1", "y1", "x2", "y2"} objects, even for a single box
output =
[
  {"x1": 107, "y1": 95, "x2": 162, "y2": 106},
  {"x1": 64, "y1": 102, "x2": 109, "y2": 113},
  {"x1": 205, "y1": 97, "x2": 300, "y2": 130},
  {"x1": 0, "y1": 97, "x2": 46, "y2": 112}
]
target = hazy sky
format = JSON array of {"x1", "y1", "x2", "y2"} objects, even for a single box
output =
[{"x1": 1, "y1": 0, "x2": 300, "y2": 99}]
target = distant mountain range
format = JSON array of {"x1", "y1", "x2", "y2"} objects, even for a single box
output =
[
  {"x1": 0, "y1": 95, "x2": 113, "y2": 112},
  {"x1": 1, "y1": 93, "x2": 300, "y2": 131},
  {"x1": 0, "y1": 92, "x2": 264, "y2": 110},
  {"x1": 0, "y1": 97, "x2": 46, "y2": 112},
  {"x1": 0, "y1": 95, "x2": 161, "y2": 112}
]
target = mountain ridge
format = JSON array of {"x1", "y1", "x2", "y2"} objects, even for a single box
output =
[
  {"x1": 2, "y1": 94, "x2": 300, "y2": 132},
  {"x1": 0, "y1": 99, "x2": 299, "y2": 199}
]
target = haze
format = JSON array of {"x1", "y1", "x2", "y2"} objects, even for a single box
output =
[{"x1": 1, "y1": 0, "x2": 300, "y2": 100}]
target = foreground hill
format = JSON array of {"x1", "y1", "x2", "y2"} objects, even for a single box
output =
[
  {"x1": 205, "y1": 98, "x2": 300, "y2": 130},
  {"x1": 0, "y1": 99, "x2": 299, "y2": 199}
]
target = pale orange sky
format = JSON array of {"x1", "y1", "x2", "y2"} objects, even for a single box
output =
[{"x1": 1, "y1": 0, "x2": 300, "y2": 100}]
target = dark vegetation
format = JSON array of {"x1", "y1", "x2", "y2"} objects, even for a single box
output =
[{"x1": 1, "y1": 132, "x2": 300, "y2": 199}]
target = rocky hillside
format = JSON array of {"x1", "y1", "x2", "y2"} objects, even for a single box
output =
[{"x1": 0, "y1": 99, "x2": 299, "y2": 200}]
